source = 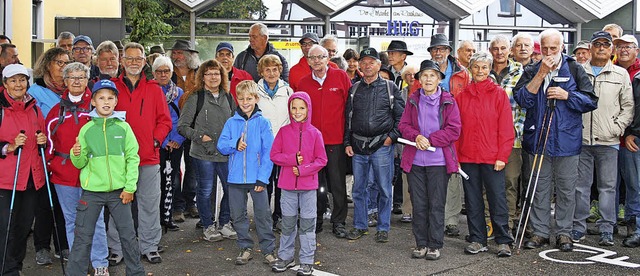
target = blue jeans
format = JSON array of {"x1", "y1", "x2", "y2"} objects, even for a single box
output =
[
  {"x1": 54, "y1": 184, "x2": 108, "y2": 268},
  {"x1": 620, "y1": 139, "x2": 640, "y2": 230},
  {"x1": 366, "y1": 167, "x2": 378, "y2": 214},
  {"x1": 228, "y1": 184, "x2": 275, "y2": 254},
  {"x1": 192, "y1": 158, "x2": 230, "y2": 228},
  {"x1": 352, "y1": 145, "x2": 394, "y2": 231}
]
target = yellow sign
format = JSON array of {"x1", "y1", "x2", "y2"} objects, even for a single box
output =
[{"x1": 272, "y1": 41, "x2": 301, "y2": 50}]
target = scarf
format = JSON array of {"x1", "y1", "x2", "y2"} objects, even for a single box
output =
[
  {"x1": 162, "y1": 81, "x2": 179, "y2": 104},
  {"x1": 262, "y1": 80, "x2": 278, "y2": 98},
  {"x1": 44, "y1": 74, "x2": 66, "y2": 95}
]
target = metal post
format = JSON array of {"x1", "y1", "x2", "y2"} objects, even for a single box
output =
[
  {"x1": 190, "y1": 11, "x2": 196, "y2": 46},
  {"x1": 449, "y1": 18, "x2": 460, "y2": 53},
  {"x1": 325, "y1": 15, "x2": 331, "y2": 36}
]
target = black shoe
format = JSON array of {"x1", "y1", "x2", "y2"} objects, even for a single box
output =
[
  {"x1": 332, "y1": 223, "x2": 347, "y2": 238},
  {"x1": 316, "y1": 222, "x2": 324, "y2": 234},
  {"x1": 392, "y1": 204, "x2": 403, "y2": 215},
  {"x1": 556, "y1": 235, "x2": 573, "y2": 252},
  {"x1": 623, "y1": 233, "x2": 640, "y2": 247},
  {"x1": 162, "y1": 222, "x2": 180, "y2": 231},
  {"x1": 524, "y1": 235, "x2": 549, "y2": 249},
  {"x1": 375, "y1": 231, "x2": 389, "y2": 243},
  {"x1": 196, "y1": 221, "x2": 203, "y2": 229},
  {"x1": 626, "y1": 216, "x2": 637, "y2": 237}
]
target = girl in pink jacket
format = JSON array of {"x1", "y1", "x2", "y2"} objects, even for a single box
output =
[{"x1": 269, "y1": 92, "x2": 327, "y2": 275}]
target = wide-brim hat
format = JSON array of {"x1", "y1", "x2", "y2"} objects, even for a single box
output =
[
  {"x1": 427, "y1": 34, "x2": 452, "y2": 52},
  {"x1": 385, "y1": 40, "x2": 413, "y2": 55},
  {"x1": 415, "y1": 59, "x2": 444, "y2": 79},
  {"x1": 149, "y1": 45, "x2": 165, "y2": 55},
  {"x1": 169, "y1": 39, "x2": 198, "y2": 53}
]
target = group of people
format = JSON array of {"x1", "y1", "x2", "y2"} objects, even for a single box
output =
[{"x1": 1, "y1": 20, "x2": 640, "y2": 276}]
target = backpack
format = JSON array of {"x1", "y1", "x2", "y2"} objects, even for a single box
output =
[{"x1": 190, "y1": 90, "x2": 236, "y2": 128}]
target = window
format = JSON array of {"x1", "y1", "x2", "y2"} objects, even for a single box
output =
[
  {"x1": 32, "y1": 0, "x2": 44, "y2": 39},
  {"x1": 499, "y1": 0, "x2": 521, "y2": 17}
]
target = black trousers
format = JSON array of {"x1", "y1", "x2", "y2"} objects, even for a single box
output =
[
  {"x1": 317, "y1": 144, "x2": 347, "y2": 225},
  {"x1": 407, "y1": 165, "x2": 448, "y2": 249},
  {"x1": 267, "y1": 165, "x2": 282, "y2": 221},
  {"x1": 0, "y1": 177, "x2": 38, "y2": 275},
  {"x1": 33, "y1": 180, "x2": 68, "y2": 252}
]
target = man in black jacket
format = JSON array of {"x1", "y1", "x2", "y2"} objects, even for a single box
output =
[
  {"x1": 344, "y1": 48, "x2": 404, "y2": 243},
  {"x1": 233, "y1": 23, "x2": 289, "y2": 82}
]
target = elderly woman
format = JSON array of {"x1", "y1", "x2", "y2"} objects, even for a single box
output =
[
  {"x1": 28, "y1": 47, "x2": 71, "y2": 263},
  {"x1": 178, "y1": 59, "x2": 236, "y2": 242},
  {"x1": 152, "y1": 56, "x2": 186, "y2": 232},
  {"x1": 256, "y1": 54, "x2": 293, "y2": 230},
  {"x1": 398, "y1": 64, "x2": 418, "y2": 223},
  {"x1": 44, "y1": 62, "x2": 109, "y2": 275},
  {"x1": 343, "y1": 48, "x2": 362, "y2": 83},
  {"x1": 0, "y1": 64, "x2": 47, "y2": 275},
  {"x1": 398, "y1": 60, "x2": 461, "y2": 260},
  {"x1": 456, "y1": 52, "x2": 514, "y2": 257}
]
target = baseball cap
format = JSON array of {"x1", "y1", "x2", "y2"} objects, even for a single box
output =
[
  {"x1": 590, "y1": 31, "x2": 612, "y2": 43},
  {"x1": 573, "y1": 40, "x2": 590, "y2": 54},
  {"x1": 92, "y1": 79, "x2": 119, "y2": 96},
  {"x1": 216, "y1": 42, "x2": 234, "y2": 53},
  {"x1": 2, "y1": 64, "x2": 29, "y2": 79},
  {"x1": 73, "y1": 35, "x2": 93, "y2": 46},
  {"x1": 359, "y1": 47, "x2": 380, "y2": 61},
  {"x1": 614, "y1": 34, "x2": 639, "y2": 46}
]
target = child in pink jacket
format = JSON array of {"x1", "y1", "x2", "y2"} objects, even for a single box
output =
[{"x1": 269, "y1": 92, "x2": 327, "y2": 276}]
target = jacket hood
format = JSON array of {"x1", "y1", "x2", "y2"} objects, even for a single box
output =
[
  {"x1": 287, "y1": 91, "x2": 312, "y2": 128},
  {"x1": 89, "y1": 109, "x2": 126, "y2": 121}
]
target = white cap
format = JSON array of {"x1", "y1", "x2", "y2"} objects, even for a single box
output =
[
  {"x1": 2, "y1": 64, "x2": 29, "y2": 79},
  {"x1": 614, "y1": 34, "x2": 638, "y2": 47}
]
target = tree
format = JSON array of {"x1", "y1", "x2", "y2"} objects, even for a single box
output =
[
  {"x1": 169, "y1": 0, "x2": 268, "y2": 36},
  {"x1": 125, "y1": 0, "x2": 174, "y2": 44}
]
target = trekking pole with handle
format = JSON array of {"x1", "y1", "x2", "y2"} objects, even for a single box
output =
[
  {"x1": 36, "y1": 130, "x2": 66, "y2": 275},
  {"x1": 1, "y1": 130, "x2": 25, "y2": 275}
]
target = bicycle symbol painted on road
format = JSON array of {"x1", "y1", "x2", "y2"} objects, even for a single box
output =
[{"x1": 539, "y1": 244, "x2": 640, "y2": 268}]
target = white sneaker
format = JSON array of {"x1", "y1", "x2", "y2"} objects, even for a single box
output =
[
  {"x1": 219, "y1": 223, "x2": 238, "y2": 240},
  {"x1": 203, "y1": 225, "x2": 223, "y2": 242}
]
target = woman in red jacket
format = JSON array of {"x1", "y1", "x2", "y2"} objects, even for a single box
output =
[
  {"x1": 456, "y1": 52, "x2": 514, "y2": 257},
  {"x1": 0, "y1": 64, "x2": 47, "y2": 275}
]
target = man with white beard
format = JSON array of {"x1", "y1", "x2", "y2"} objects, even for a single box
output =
[{"x1": 93, "y1": 41, "x2": 120, "y2": 83}]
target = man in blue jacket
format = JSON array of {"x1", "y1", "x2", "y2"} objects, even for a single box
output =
[{"x1": 514, "y1": 28, "x2": 598, "y2": 252}]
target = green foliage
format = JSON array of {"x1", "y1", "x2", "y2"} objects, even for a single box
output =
[
  {"x1": 169, "y1": 0, "x2": 269, "y2": 36},
  {"x1": 125, "y1": 0, "x2": 174, "y2": 44}
]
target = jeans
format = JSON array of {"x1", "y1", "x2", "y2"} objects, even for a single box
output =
[
  {"x1": 228, "y1": 184, "x2": 275, "y2": 254},
  {"x1": 192, "y1": 158, "x2": 230, "y2": 228},
  {"x1": 352, "y1": 145, "x2": 394, "y2": 231},
  {"x1": 54, "y1": 184, "x2": 108, "y2": 268},
  {"x1": 173, "y1": 141, "x2": 197, "y2": 213},
  {"x1": 619, "y1": 139, "x2": 640, "y2": 225},
  {"x1": 366, "y1": 167, "x2": 378, "y2": 214},
  {"x1": 408, "y1": 165, "x2": 448, "y2": 249}
]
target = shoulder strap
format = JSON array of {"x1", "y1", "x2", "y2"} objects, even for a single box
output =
[
  {"x1": 190, "y1": 90, "x2": 205, "y2": 128},
  {"x1": 386, "y1": 80, "x2": 394, "y2": 111},
  {"x1": 49, "y1": 106, "x2": 66, "y2": 137},
  {"x1": 169, "y1": 102, "x2": 180, "y2": 117},
  {"x1": 226, "y1": 92, "x2": 236, "y2": 114}
]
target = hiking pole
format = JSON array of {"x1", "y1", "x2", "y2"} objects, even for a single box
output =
[
  {"x1": 36, "y1": 130, "x2": 66, "y2": 275},
  {"x1": 1, "y1": 130, "x2": 25, "y2": 275},
  {"x1": 516, "y1": 100, "x2": 556, "y2": 254}
]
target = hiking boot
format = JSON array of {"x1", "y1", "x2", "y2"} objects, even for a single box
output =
[
  {"x1": 497, "y1": 244, "x2": 511, "y2": 257},
  {"x1": 263, "y1": 252, "x2": 277, "y2": 266},
  {"x1": 187, "y1": 206, "x2": 199, "y2": 218},
  {"x1": 271, "y1": 258, "x2": 295, "y2": 273},
  {"x1": 623, "y1": 233, "x2": 640, "y2": 247},
  {"x1": 599, "y1": 232, "x2": 614, "y2": 246},
  {"x1": 35, "y1": 249, "x2": 53, "y2": 265},
  {"x1": 587, "y1": 226, "x2": 619, "y2": 235},
  {"x1": 203, "y1": 225, "x2": 223, "y2": 242},
  {"x1": 425, "y1": 248, "x2": 440, "y2": 260},
  {"x1": 235, "y1": 248, "x2": 253, "y2": 265},
  {"x1": 400, "y1": 214, "x2": 412, "y2": 223},
  {"x1": 375, "y1": 231, "x2": 389, "y2": 243},
  {"x1": 627, "y1": 216, "x2": 637, "y2": 237},
  {"x1": 54, "y1": 249, "x2": 69, "y2": 261},
  {"x1": 333, "y1": 223, "x2": 347, "y2": 238},
  {"x1": 445, "y1": 224, "x2": 460, "y2": 237},
  {"x1": 524, "y1": 235, "x2": 549, "y2": 249},
  {"x1": 368, "y1": 213, "x2": 378, "y2": 227},
  {"x1": 94, "y1": 267, "x2": 109, "y2": 276},
  {"x1": 570, "y1": 230, "x2": 585, "y2": 243},
  {"x1": 411, "y1": 247, "x2": 426, "y2": 258},
  {"x1": 346, "y1": 228, "x2": 369, "y2": 240},
  {"x1": 172, "y1": 211, "x2": 185, "y2": 223},
  {"x1": 587, "y1": 200, "x2": 600, "y2": 223},
  {"x1": 556, "y1": 235, "x2": 573, "y2": 252},
  {"x1": 219, "y1": 223, "x2": 237, "y2": 240},
  {"x1": 108, "y1": 253, "x2": 123, "y2": 266},
  {"x1": 464, "y1": 242, "x2": 488, "y2": 254},
  {"x1": 296, "y1": 263, "x2": 313, "y2": 276}
]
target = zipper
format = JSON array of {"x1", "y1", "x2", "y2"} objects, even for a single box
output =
[
  {"x1": 103, "y1": 119, "x2": 113, "y2": 191},
  {"x1": 140, "y1": 99, "x2": 144, "y2": 116},
  {"x1": 243, "y1": 119, "x2": 248, "y2": 183},
  {"x1": 295, "y1": 127, "x2": 302, "y2": 190}
]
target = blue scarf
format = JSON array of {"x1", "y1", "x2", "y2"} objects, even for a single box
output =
[{"x1": 262, "y1": 80, "x2": 278, "y2": 98}]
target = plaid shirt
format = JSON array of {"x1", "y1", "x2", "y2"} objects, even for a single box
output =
[{"x1": 499, "y1": 59, "x2": 525, "y2": 148}]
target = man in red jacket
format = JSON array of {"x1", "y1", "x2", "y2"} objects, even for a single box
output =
[
  {"x1": 215, "y1": 42, "x2": 253, "y2": 102},
  {"x1": 297, "y1": 45, "x2": 352, "y2": 238},
  {"x1": 110, "y1": 42, "x2": 172, "y2": 265},
  {"x1": 289, "y1": 33, "x2": 339, "y2": 92}
]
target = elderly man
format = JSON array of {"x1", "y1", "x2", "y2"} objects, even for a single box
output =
[
  {"x1": 344, "y1": 47, "x2": 404, "y2": 243},
  {"x1": 297, "y1": 45, "x2": 352, "y2": 238},
  {"x1": 321, "y1": 35, "x2": 339, "y2": 58},
  {"x1": 489, "y1": 35, "x2": 524, "y2": 232},
  {"x1": 456, "y1": 40, "x2": 476, "y2": 68},
  {"x1": 572, "y1": 31, "x2": 633, "y2": 246},
  {"x1": 72, "y1": 35, "x2": 100, "y2": 79},
  {"x1": 56, "y1": 32, "x2": 74, "y2": 52},
  {"x1": 511, "y1": 33, "x2": 535, "y2": 67},
  {"x1": 385, "y1": 40, "x2": 413, "y2": 89},
  {"x1": 0, "y1": 43, "x2": 18, "y2": 74},
  {"x1": 289, "y1": 33, "x2": 341, "y2": 91},
  {"x1": 514, "y1": 29, "x2": 597, "y2": 252},
  {"x1": 573, "y1": 41, "x2": 591, "y2": 65},
  {"x1": 215, "y1": 42, "x2": 253, "y2": 101},
  {"x1": 234, "y1": 23, "x2": 289, "y2": 82},
  {"x1": 94, "y1": 40, "x2": 121, "y2": 82},
  {"x1": 167, "y1": 39, "x2": 200, "y2": 95},
  {"x1": 109, "y1": 42, "x2": 172, "y2": 265}
]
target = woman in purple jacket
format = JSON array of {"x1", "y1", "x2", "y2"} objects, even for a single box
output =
[
  {"x1": 270, "y1": 92, "x2": 327, "y2": 276},
  {"x1": 399, "y1": 60, "x2": 461, "y2": 261}
]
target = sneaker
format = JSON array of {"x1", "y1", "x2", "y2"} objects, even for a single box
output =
[
  {"x1": 425, "y1": 248, "x2": 440, "y2": 260},
  {"x1": 599, "y1": 232, "x2": 614, "y2": 246},
  {"x1": 445, "y1": 224, "x2": 460, "y2": 237},
  {"x1": 618, "y1": 204, "x2": 625, "y2": 222},
  {"x1": 368, "y1": 213, "x2": 378, "y2": 227},
  {"x1": 263, "y1": 252, "x2": 277, "y2": 266},
  {"x1": 143, "y1": 251, "x2": 162, "y2": 264},
  {"x1": 411, "y1": 247, "x2": 427, "y2": 258},
  {"x1": 219, "y1": 223, "x2": 237, "y2": 239},
  {"x1": 271, "y1": 258, "x2": 295, "y2": 273},
  {"x1": 108, "y1": 253, "x2": 123, "y2": 266},
  {"x1": 235, "y1": 248, "x2": 253, "y2": 265},
  {"x1": 187, "y1": 206, "x2": 200, "y2": 218},
  {"x1": 497, "y1": 244, "x2": 511, "y2": 257},
  {"x1": 94, "y1": 267, "x2": 109, "y2": 276},
  {"x1": 570, "y1": 230, "x2": 585, "y2": 243},
  {"x1": 173, "y1": 211, "x2": 185, "y2": 223},
  {"x1": 323, "y1": 208, "x2": 332, "y2": 220},
  {"x1": 587, "y1": 226, "x2": 619, "y2": 235},
  {"x1": 400, "y1": 214, "x2": 412, "y2": 223},
  {"x1": 296, "y1": 263, "x2": 313, "y2": 276},
  {"x1": 203, "y1": 225, "x2": 224, "y2": 241},
  {"x1": 54, "y1": 249, "x2": 69, "y2": 261},
  {"x1": 392, "y1": 204, "x2": 403, "y2": 214},
  {"x1": 346, "y1": 228, "x2": 369, "y2": 240},
  {"x1": 556, "y1": 235, "x2": 573, "y2": 252},
  {"x1": 464, "y1": 242, "x2": 488, "y2": 254},
  {"x1": 332, "y1": 223, "x2": 348, "y2": 239},
  {"x1": 587, "y1": 200, "x2": 600, "y2": 223},
  {"x1": 35, "y1": 249, "x2": 53, "y2": 265},
  {"x1": 375, "y1": 231, "x2": 389, "y2": 243}
]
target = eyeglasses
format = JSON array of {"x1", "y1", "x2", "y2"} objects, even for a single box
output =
[
  {"x1": 204, "y1": 72, "x2": 221, "y2": 77},
  {"x1": 155, "y1": 69, "x2": 172, "y2": 75},
  {"x1": 327, "y1": 49, "x2": 337, "y2": 54},
  {"x1": 617, "y1": 45, "x2": 637, "y2": 51},
  {"x1": 431, "y1": 47, "x2": 450, "y2": 53},
  {"x1": 592, "y1": 41, "x2": 612, "y2": 48},
  {"x1": 300, "y1": 41, "x2": 316, "y2": 47},
  {"x1": 64, "y1": 76, "x2": 87, "y2": 82},
  {"x1": 123, "y1": 56, "x2": 145, "y2": 63},
  {"x1": 308, "y1": 55, "x2": 327, "y2": 61},
  {"x1": 72, "y1": 47, "x2": 92, "y2": 53},
  {"x1": 216, "y1": 52, "x2": 233, "y2": 58},
  {"x1": 54, "y1": 60, "x2": 72, "y2": 67}
]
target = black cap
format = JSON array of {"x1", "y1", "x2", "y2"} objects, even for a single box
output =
[
  {"x1": 427, "y1": 34, "x2": 452, "y2": 52},
  {"x1": 385, "y1": 40, "x2": 413, "y2": 55},
  {"x1": 415, "y1": 60, "x2": 444, "y2": 79},
  {"x1": 359, "y1": 47, "x2": 379, "y2": 61},
  {"x1": 591, "y1": 31, "x2": 612, "y2": 43}
]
